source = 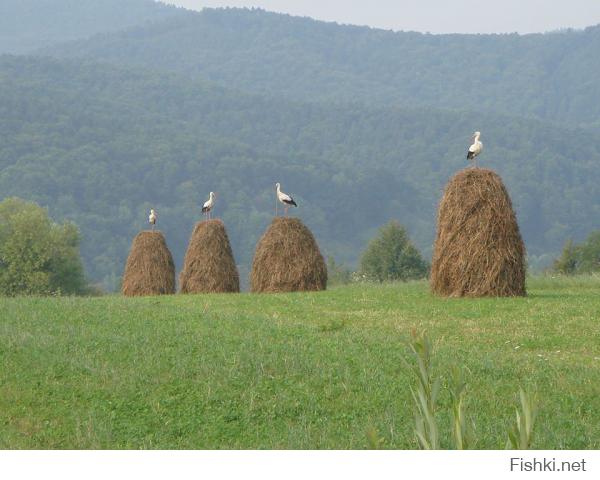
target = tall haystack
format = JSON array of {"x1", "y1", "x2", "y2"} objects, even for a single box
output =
[
  {"x1": 250, "y1": 217, "x2": 327, "y2": 293},
  {"x1": 430, "y1": 168, "x2": 526, "y2": 297},
  {"x1": 179, "y1": 219, "x2": 240, "y2": 293},
  {"x1": 122, "y1": 231, "x2": 175, "y2": 296}
]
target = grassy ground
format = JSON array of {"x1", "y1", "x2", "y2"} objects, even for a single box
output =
[{"x1": 1, "y1": 276, "x2": 599, "y2": 449}]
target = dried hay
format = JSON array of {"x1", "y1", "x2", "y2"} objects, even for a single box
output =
[
  {"x1": 430, "y1": 168, "x2": 526, "y2": 297},
  {"x1": 250, "y1": 217, "x2": 327, "y2": 293},
  {"x1": 179, "y1": 219, "x2": 240, "y2": 293},
  {"x1": 122, "y1": 231, "x2": 175, "y2": 296}
]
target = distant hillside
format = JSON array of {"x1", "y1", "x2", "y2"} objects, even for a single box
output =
[
  {"x1": 0, "y1": 0, "x2": 181, "y2": 54},
  {"x1": 1, "y1": 56, "x2": 599, "y2": 289},
  {"x1": 44, "y1": 8, "x2": 600, "y2": 127}
]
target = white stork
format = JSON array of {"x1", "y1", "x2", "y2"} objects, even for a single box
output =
[
  {"x1": 275, "y1": 182, "x2": 297, "y2": 216},
  {"x1": 148, "y1": 209, "x2": 157, "y2": 230},
  {"x1": 202, "y1": 192, "x2": 216, "y2": 220},
  {"x1": 467, "y1": 131, "x2": 483, "y2": 167}
]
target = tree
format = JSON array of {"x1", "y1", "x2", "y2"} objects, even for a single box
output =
[
  {"x1": 0, "y1": 197, "x2": 87, "y2": 296},
  {"x1": 552, "y1": 239, "x2": 578, "y2": 274},
  {"x1": 577, "y1": 231, "x2": 600, "y2": 273},
  {"x1": 359, "y1": 221, "x2": 429, "y2": 282},
  {"x1": 552, "y1": 231, "x2": 600, "y2": 275}
]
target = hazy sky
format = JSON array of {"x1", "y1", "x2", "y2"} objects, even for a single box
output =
[{"x1": 161, "y1": 0, "x2": 600, "y2": 34}]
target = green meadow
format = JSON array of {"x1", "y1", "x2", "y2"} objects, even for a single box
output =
[{"x1": 1, "y1": 276, "x2": 599, "y2": 449}]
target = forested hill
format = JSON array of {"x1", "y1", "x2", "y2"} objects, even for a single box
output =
[
  {"x1": 44, "y1": 7, "x2": 600, "y2": 127},
  {"x1": 0, "y1": 0, "x2": 182, "y2": 54},
  {"x1": 1, "y1": 56, "x2": 600, "y2": 289}
]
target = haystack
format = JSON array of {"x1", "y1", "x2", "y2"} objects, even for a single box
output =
[
  {"x1": 122, "y1": 231, "x2": 175, "y2": 296},
  {"x1": 430, "y1": 168, "x2": 526, "y2": 297},
  {"x1": 250, "y1": 217, "x2": 327, "y2": 293},
  {"x1": 179, "y1": 219, "x2": 240, "y2": 293}
]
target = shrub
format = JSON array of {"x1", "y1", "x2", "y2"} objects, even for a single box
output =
[
  {"x1": 0, "y1": 197, "x2": 87, "y2": 296},
  {"x1": 359, "y1": 221, "x2": 428, "y2": 282}
]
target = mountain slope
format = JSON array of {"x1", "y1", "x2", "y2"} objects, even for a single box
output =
[
  {"x1": 0, "y1": 0, "x2": 182, "y2": 54},
  {"x1": 1, "y1": 56, "x2": 599, "y2": 288},
  {"x1": 44, "y1": 7, "x2": 600, "y2": 127}
]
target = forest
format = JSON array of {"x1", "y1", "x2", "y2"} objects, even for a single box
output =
[
  {"x1": 43, "y1": 7, "x2": 600, "y2": 127},
  {"x1": 1, "y1": 2, "x2": 599, "y2": 290}
]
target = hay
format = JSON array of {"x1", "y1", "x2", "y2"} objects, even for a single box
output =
[
  {"x1": 122, "y1": 231, "x2": 175, "y2": 296},
  {"x1": 430, "y1": 168, "x2": 526, "y2": 297},
  {"x1": 250, "y1": 217, "x2": 327, "y2": 293},
  {"x1": 179, "y1": 219, "x2": 240, "y2": 293}
]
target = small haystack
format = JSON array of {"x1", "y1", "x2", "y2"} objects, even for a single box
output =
[
  {"x1": 122, "y1": 231, "x2": 175, "y2": 296},
  {"x1": 430, "y1": 168, "x2": 526, "y2": 297},
  {"x1": 250, "y1": 217, "x2": 327, "y2": 293},
  {"x1": 179, "y1": 219, "x2": 240, "y2": 293}
]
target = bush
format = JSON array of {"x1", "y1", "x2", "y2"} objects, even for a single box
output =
[
  {"x1": 359, "y1": 221, "x2": 429, "y2": 282},
  {"x1": 553, "y1": 231, "x2": 600, "y2": 274},
  {"x1": 0, "y1": 197, "x2": 87, "y2": 296}
]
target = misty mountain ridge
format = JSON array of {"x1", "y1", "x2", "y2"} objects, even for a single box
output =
[{"x1": 40, "y1": 6, "x2": 600, "y2": 128}]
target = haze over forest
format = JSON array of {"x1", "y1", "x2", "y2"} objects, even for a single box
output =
[{"x1": 1, "y1": 0, "x2": 600, "y2": 290}]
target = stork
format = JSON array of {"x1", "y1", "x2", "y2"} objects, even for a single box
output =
[
  {"x1": 202, "y1": 192, "x2": 216, "y2": 220},
  {"x1": 275, "y1": 182, "x2": 297, "y2": 216},
  {"x1": 148, "y1": 209, "x2": 157, "y2": 231},
  {"x1": 467, "y1": 131, "x2": 483, "y2": 167}
]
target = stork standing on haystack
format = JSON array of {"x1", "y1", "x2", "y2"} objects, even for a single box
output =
[
  {"x1": 148, "y1": 209, "x2": 157, "y2": 231},
  {"x1": 466, "y1": 131, "x2": 483, "y2": 167},
  {"x1": 202, "y1": 191, "x2": 216, "y2": 220},
  {"x1": 275, "y1": 182, "x2": 297, "y2": 216}
]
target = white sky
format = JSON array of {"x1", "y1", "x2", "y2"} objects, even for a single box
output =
[{"x1": 159, "y1": 0, "x2": 600, "y2": 34}]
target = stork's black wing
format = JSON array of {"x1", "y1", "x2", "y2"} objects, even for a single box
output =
[{"x1": 283, "y1": 197, "x2": 298, "y2": 207}]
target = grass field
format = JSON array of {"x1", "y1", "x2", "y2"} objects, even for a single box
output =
[{"x1": 1, "y1": 276, "x2": 599, "y2": 449}]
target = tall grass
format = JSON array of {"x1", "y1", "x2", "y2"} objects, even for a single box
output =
[
  {"x1": 506, "y1": 389, "x2": 537, "y2": 449},
  {"x1": 449, "y1": 366, "x2": 476, "y2": 449},
  {"x1": 406, "y1": 331, "x2": 536, "y2": 450},
  {"x1": 405, "y1": 330, "x2": 440, "y2": 449}
]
